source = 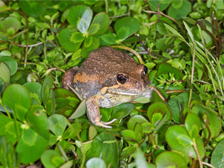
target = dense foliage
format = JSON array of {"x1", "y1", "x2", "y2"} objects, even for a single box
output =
[{"x1": 0, "y1": 0, "x2": 224, "y2": 167}]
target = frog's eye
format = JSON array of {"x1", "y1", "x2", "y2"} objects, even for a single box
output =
[
  {"x1": 141, "y1": 66, "x2": 148, "y2": 79},
  {"x1": 117, "y1": 74, "x2": 128, "y2": 84}
]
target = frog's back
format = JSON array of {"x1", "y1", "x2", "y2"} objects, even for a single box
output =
[{"x1": 73, "y1": 47, "x2": 138, "y2": 99}]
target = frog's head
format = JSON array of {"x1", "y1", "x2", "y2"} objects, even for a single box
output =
[{"x1": 102, "y1": 64, "x2": 152, "y2": 98}]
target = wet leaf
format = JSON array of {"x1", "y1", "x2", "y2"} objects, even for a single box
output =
[
  {"x1": 86, "y1": 132, "x2": 119, "y2": 168},
  {"x1": 155, "y1": 151, "x2": 188, "y2": 168},
  {"x1": 67, "y1": 5, "x2": 92, "y2": 34},
  {"x1": 2, "y1": 84, "x2": 31, "y2": 121}
]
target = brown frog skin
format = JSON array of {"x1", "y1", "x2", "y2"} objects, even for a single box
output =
[{"x1": 62, "y1": 47, "x2": 152, "y2": 128}]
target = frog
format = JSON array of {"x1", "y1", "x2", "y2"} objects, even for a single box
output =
[{"x1": 62, "y1": 47, "x2": 153, "y2": 128}]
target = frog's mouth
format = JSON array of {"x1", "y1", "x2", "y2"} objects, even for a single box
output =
[{"x1": 107, "y1": 87, "x2": 151, "y2": 97}]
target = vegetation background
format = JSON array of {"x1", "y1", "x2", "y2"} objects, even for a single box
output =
[{"x1": 0, "y1": 0, "x2": 224, "y2": 167}]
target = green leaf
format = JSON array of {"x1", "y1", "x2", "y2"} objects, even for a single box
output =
[
  {"x1": 49, "y1": 114, "x2": 67, "y2": 138},
  {"x1": 166, "y1": 125, "x2": 192, "y2": 151},
  {"x1": 0, "y1": 136, "x2": 16, "y2": 168},
  {"x1": 156, "y1": 37, "x2": 173, "y2": 51},
  {"x1": 16, "y1": 127, "x2": 48, "y2": 163},
  {"x1": 192, "y1": 104, "x2": 221, "y2": 138},
  {"x1": 167, "y1": 92, "x2": 200, "y2": 123},
  {"x1": 0, "y1": 56, "x2": 17, "y2": 75},
  {"x1": 35, "y1": 22, "x2": 50, "y2": 29},
  {"x1": 157, "y1": 22, "x2": 168, "y2": 35},
  {"x1": 19, "y1": 0, "x2": 46, "y2": 18},
  {"x1": 2, "y1": 84, "x2": 31, "y2": 121},
  {"x1": 155, "y1": 151, "x2": 188, "y2": 168},
  {"x1": 59, "y1": 29, "x2": 84, "y2": 52},
  {"x1": 0, "y1": 115, "x2": 21, "y2": 144},
  {"x1": 88, "y1": 12, "x2": 109, "y2": 35},
  {"x1": 185, "y1": 113, "x2": 201, "y2": 139},
  {"x1": 86, "y1": 132, "x2": 119, "y2": 168},
  {"x1": 26, "y1": 105, "x2": 49, "y2": 140},
  {"x1": 67, "y1": 5, "x2": 92, "y2": 34},
  {"x1": 111, "y1": 103, "x2": 134, "y2": 122},
  {"x1": 115, "y1": 17, "x2": 140, "y2": 41},
  {"x1": 41, "y1": 150, "x2": 65, "y2": 168},
  {"x1": 70, "y1": 31, "x2": 85, "y2": 43},
  {"x1": 127, "y1": 115, "x2": 149, "y2": 130},
  {"x1": 42, "y1": 76, "x2": 55, "y2": 115},
  {"x1": 135, "y1": 148, "x2": 150, "y2": 168},
  {"x1": 68, "y1": 98, "x2": 86, "y2": 119},
  {"x1": 2, "y1": 17, "x2": 21, "y2": 35},
  {"x1": 147, "y1": 102, "x2": 171, "y2": 124},
  {"x1": 142, "y1": 122, "x2": 153, "y2": 134},
  {"x1": 97, "y1": 30, "x2": 117, "y2": 46},
  {"x1": 164, "y1": 24, "x2": 188, "y2": 44},
  {"x1": 211, "y1": 139, "x2": 224, "y2": 167},
  {"x1": 121, "y1": 146, "x2": 136, "y2": 158},
  {"x1": 0, "y1": 1, "x2": 9, "y2": 12},
  {"x1": 86, "y1": 158, "x2": 107, "y2": 168},
  {"x1": 24, "y1": 82, "x2": 42, "y2": 103},
  {"x1": 88, "y1": 126, "x2": 97, "y2": 140},
  {"x1": 0, "y1": 78, "x2": 5, "y2": 95},
  {"x1": 149, "y1": 0, "x2": 172, "y2": 11},
  {"x1": 156, "y1": 63, "x2": 185, "y2": 90},
  {"x1": 121, "y1": 129, "x2": 137, "y2": 145},
  {"x1": 166, "y1": 125, "x2": 205, "y2": 160},
  {"x1": 81, "y1": 36, "x2": 99, "y2": 58},
  {"x1": 62, "y1": 122, "x2": 81, "y2": 139},
  {"x1": 168, "y1": 0, "x2": 191, "y2": 19},
  {"x1": 0, "y1": 62, "x2": 10, "y2": 83}
]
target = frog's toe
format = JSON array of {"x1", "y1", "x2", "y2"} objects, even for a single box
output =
[
  {"x1": 105, "y1": 119, "x2": 117, "y2": 125},
  {"x1": 94, "y1": 119, "x2": 117, "y2": 128}
]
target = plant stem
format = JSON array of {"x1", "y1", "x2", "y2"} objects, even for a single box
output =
[
  {"x1": 193, "y1": 139, "x2": 203, "y2": 168},
  {"x1": 111, "y1": 45, "x2": 144, "y2": 64}
]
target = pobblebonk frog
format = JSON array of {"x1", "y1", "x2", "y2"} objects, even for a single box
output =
[{"x1": 62, "y1": 47, "x2": 153, "y2": 128}]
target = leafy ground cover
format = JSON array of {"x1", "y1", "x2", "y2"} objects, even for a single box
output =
[{"x1": 0, "y1": 0, "x2": 224, "y2": 167}]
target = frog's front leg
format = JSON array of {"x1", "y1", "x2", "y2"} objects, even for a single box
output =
[{"x1": 86, "y1": 94, "x2": 116, "y2": 128}]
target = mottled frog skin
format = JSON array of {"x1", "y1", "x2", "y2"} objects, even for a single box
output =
[{"x1": 62, "y1": 47, "x2": 152, "y2": 128}]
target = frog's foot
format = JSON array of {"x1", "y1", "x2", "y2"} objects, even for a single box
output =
[
  {"x1": 87, "y1": 95, "x2": 117, "y2": 128},
  {"x1": 93, "y1": 119, "x2": 117, "y2": 128}
]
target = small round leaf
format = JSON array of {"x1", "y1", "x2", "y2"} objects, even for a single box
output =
[
  {"x1": 86, "y1": 132, "x2": 119, "y2": 168},
  {"x1": 155, "y1": 151, "x2": 188, "y2": 168},
  {"x1": 49, "y1": 114, "x2": 67, "y2": 137},
  {"x1": 19, "y1": 0, "x2": 46, "y2": 17},
  {"x1": 67, "y1": 5, "x2": 92, "y2": 34},
  {"x1": 41, "y1": 150, "x2": 65, "y2": 168},
  {"x1": 2, "y1": 84, "x2": 31, "y2": 121},
  {"x1": 0, "y1": 62, "x2": 10, "y2": 83},
  {"x1": 147, "y1": 102, "x2": 171, "y2": 123},
  {"x1": 81, "y1": 36, "x2": 99, "y2": 58},
  {"x1": 168, "y1": 0, "x2": 191, "y2": 19},
  {"x1": 185, "y1": 113, "x2": 201, "y2": 139},
  {"x1": 88, "y1": 12, "x2": 109, "y2": 35},
  {"x1": 0, "y1": 56, "x2": 17, "y2": 75},
  {"x1": 86, "y1": 158, "x2": 106, "y2": 168},
  {"x1": 127, "y1": 115, "x2": 149, "y2": 130},
  {"x1": 16, "y1": 128, "x2": 48, "y2": 163},
  {"x1": 211, "y1": 139, "x2": 224, "y2": 168},
  {"x1": 2, "y1": 17, "x2": 21, "y2": 35},
  {"x1": 59, "y1": 29, "x2": 84, "y2": 52},
  {"x1": 115, "y1": 17, "x2": 139, "y2": 41}
]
